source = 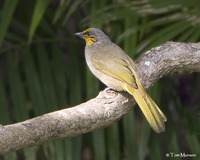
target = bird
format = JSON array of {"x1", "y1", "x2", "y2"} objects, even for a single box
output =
[{"x1": 74, "y1": 28, "x2": 167, "y2": 133}]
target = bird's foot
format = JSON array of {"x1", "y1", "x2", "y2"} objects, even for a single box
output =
[{"x1": 105, "y1": 87, "x2": 116, "y2": 93}]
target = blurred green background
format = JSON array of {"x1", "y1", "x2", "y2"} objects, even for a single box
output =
[{"x1": 0, "y1": 0, "x2": 200, "y2": 160}]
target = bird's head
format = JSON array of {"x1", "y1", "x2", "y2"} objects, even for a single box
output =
[{"x1": 74, "y1": 28, "x2": 111, "y2": 46}]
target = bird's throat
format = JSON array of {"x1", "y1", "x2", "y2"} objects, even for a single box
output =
[{"x1": 84, "y1": 36, "x2": 95, "y2": 46}]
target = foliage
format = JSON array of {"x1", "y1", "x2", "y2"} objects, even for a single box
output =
[{"x1": 0, "y1": 0, "x2": 200, "y2": 159}]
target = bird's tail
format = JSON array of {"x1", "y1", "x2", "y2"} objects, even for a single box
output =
[{"x1": 124, "y1": 82, "x2": 167, "y2": 133}]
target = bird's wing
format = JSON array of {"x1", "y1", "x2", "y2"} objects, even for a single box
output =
[{"x1": 90, "y1": 53, "x2": 138, "y2": 88}]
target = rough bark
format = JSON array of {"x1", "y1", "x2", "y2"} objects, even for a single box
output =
[{"x1": 0, "y1": 42, "x2": 200, "y2": 154}]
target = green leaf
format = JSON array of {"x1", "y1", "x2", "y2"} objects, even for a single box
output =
[
  {"x1": 149, "y1": 134, "x2": 162, "y2": 160},
  {"x1": 185, "y1": 131, "x2": 200, "y2": 156},
  {"x1": 24, "y1": 148, "x2": 36, "y2": 160},
  {"x1": 22, "y1": 48, "x2": 47, "y2": 115},
  {"x1": 53, "y1": 0, "x2": 70, "y2": 24},
  {"x1": 106, "y1": 124, "x2": 120, "y2": 160},
  {"x1": 28, "y1": 0, "x2": 52, "y2": 43},
  {"x1": 0, "y1": 0, "x2": 19, "y2": 48},
  {"x1": 177, "y1": 26, "x2": 197, "y2": 42},
  {"x1": 139, "y1": 118, "x2": 151, "y2": 160},
  {"x1": 187, "y1": 26, "x2": 200, "y2": 42},
  {"x1": 36, "y1": 43, "x2": 58, "y2": 112},
  {"x1": 51, "y1": 43, "x2": 68, "y2": 107},
  {"x1": 53, "y1": 140, "x2": 65, "y2": 160},
  {"x1": 167, "y1": 133, "x2": 181, "y2": 160},
  {"x1": 72, "y1": 136, "x2": 82, "y2": 160},
  {"x1": 122, "y1": 111, "x2": 138, "y2": 160},
  {"x1": 0, "y1": 70, "x2": 10, "y2": 124},
  {"x1": 62, "y1": 0, "x2": 82, "y2": 24},
  {"x1": 92, "y1": 130, "x2": 106, "y2": 160},
  {"x1": 64, "y1": 139, "x2": 73, "y2": 160},
  {"x1": 4, "y1": 152, "x2": 16, "y2": 160},
  {"x1": 137, "y1": 21, "x2": 191, "y2": 53},
  {"x1": 5, "y1": 18, "x2": 29, "y2": 42},
  {"x1": 7, "y1": 52, "x2": 29, "y2": 121}
]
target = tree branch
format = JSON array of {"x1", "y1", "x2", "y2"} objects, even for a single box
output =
[
  {"x1": 136, "y1": 42, "x2": 200, "y2": 88},
  {"x1": 1, "y1": 42, "x2": 200, "y2": 154}
]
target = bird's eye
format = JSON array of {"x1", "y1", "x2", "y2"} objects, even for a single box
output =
[{"x1": 86, "y1": 32, "x2": 91, "y2": 36}]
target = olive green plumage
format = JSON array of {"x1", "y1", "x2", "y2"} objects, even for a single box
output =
[{"x1": 75, "y1": 28, "x2": 167, "y2": 133}]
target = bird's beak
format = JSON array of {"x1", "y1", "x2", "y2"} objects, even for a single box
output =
[{"x1": 74, "y1": 32, "x2": 84, "y2": 38}]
